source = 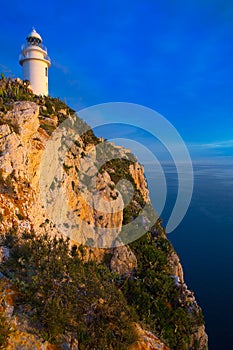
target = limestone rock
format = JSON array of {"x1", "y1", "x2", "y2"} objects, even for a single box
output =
[
  {"x1": 0, "y1": 246, "x2": 10, "y2": 263},
  {"x1": 0, "y1": 124, "x2": 11, "y2": 139},
  {"x1": 7, "y1": 101, "x2": 39, "y2": 140},
  {"x1": 129, "y1": 163, "x2": 149, "y2": 202},
  {"x1": 190, "y1": 325, "x2": 208, "y2": 350},
  {"x1": 110, "y1": 245, "x2": 137, "y2": 276},
  {"x1": 7, "y1": 331, "x2": 51, "y2": 350},
  {"x1": 168, "y1": 251, "x2": 184, "y2": 284},
  {"x1": 129, "y1": 324, "x2": 169, "y2": 350}
]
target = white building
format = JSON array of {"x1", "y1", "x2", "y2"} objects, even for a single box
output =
[{"x1": 19, "y1": 28, "x2": 51, "y2": 96}]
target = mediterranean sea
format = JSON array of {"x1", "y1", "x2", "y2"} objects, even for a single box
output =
[{"x1": 147, "y1": 158, "x2": 233, "y2": 350}]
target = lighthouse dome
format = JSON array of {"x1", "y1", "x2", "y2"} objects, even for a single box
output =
[{"x1": 26, "y1": 28, "x2": 43, "y2": 44}]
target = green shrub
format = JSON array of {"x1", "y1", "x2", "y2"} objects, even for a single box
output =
[
  {"x1": 0, "y1": 308, "x2": 11, "y2": 349},
  {"x1": 1, "y1": 232, "x2": 137, "y2": 348},
  {"x1": 0, "y1": 281, "x2": 12, "y2": 349}
]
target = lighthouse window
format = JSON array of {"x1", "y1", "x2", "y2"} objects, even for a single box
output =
[{"x1": 45, "y1": 67, "x2": 48, "y2": 77}]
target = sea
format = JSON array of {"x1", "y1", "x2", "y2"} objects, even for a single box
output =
[{"x1": 146, "y1": 158, "x2": 233, "y2": 350}]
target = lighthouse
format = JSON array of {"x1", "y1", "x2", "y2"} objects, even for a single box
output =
[{"x1": 19, "y1": 28, "x2": 51, "y2": 96}]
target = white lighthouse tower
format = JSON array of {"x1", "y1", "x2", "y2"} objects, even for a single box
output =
[{"x1": 19, "y1": 28, "x2": 51, "y2": 96}]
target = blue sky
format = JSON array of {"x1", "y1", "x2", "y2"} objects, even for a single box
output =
[{"x1": 1, "y1": 0, "x2": 233, "y2": 159}]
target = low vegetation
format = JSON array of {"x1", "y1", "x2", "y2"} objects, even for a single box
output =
[
  {"x1": 0, "y1": 226, "x2": 204, "y2": 349},
  {"x1": 0, "y1": 231, "x2": 137, "y2": 349},
  {"x1": 0, "y1": 281, "x2": 11, "y2": 350},
  {"x1": 126, "y1": 226, "x2": 204, "y2": 349}
]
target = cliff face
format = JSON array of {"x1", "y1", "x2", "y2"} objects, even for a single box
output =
[
  {"x1": 0, "y1": 100, "x2": 150, "y2": 249},
  {"x1": 0, "y1": 79, "x2": 208, "y2": 350}
]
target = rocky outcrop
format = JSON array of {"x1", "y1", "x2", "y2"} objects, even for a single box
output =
[
  {"x1": 168, "y1": 250, "x2": 184, "y2": 285},
  {"x1": 7, "y1": 332, "x2": 51, "y2": 350},
  {"x1": 129, "y1": 163, "x2": 149, "y2": 203},
  {"x1": 190, "y1": 325, "x2": 209, "y2": 350},
  {"x1": 129, "y1": 324, "x2": 169, "y2": 350},
  {"x1": 110, "y1": 244, "x2": 137, "y2": 276},
  {"x1": 167, "y1": 250, "x2": 208, "y2": 349},
  {"x1": 0, "y1": 101, "x2": 131, "y2": 248}
]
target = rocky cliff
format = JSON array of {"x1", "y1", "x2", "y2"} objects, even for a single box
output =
[{"x1": 0, "y1": 78, "x2": 208, "y2": 349}]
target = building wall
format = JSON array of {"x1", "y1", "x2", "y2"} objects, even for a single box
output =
[{"x1": 23, "y1": 58, "x2": 49, "y2": 96}]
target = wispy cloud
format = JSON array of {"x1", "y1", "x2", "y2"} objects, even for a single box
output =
[
  {"x1": 189, "y1": 139, "x2": 233, "y2": 150},
  {"x1": 186, "y1": 139, "x2": 233, "y2": 159}
]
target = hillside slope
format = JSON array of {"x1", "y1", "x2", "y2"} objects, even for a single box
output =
[{"x1": 0, "y1": 77, "x2": 208, "y2": 349}]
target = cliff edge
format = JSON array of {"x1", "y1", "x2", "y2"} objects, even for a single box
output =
[{"x1": 0, "y1": 77, "x2": 208, "y2": 349}]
